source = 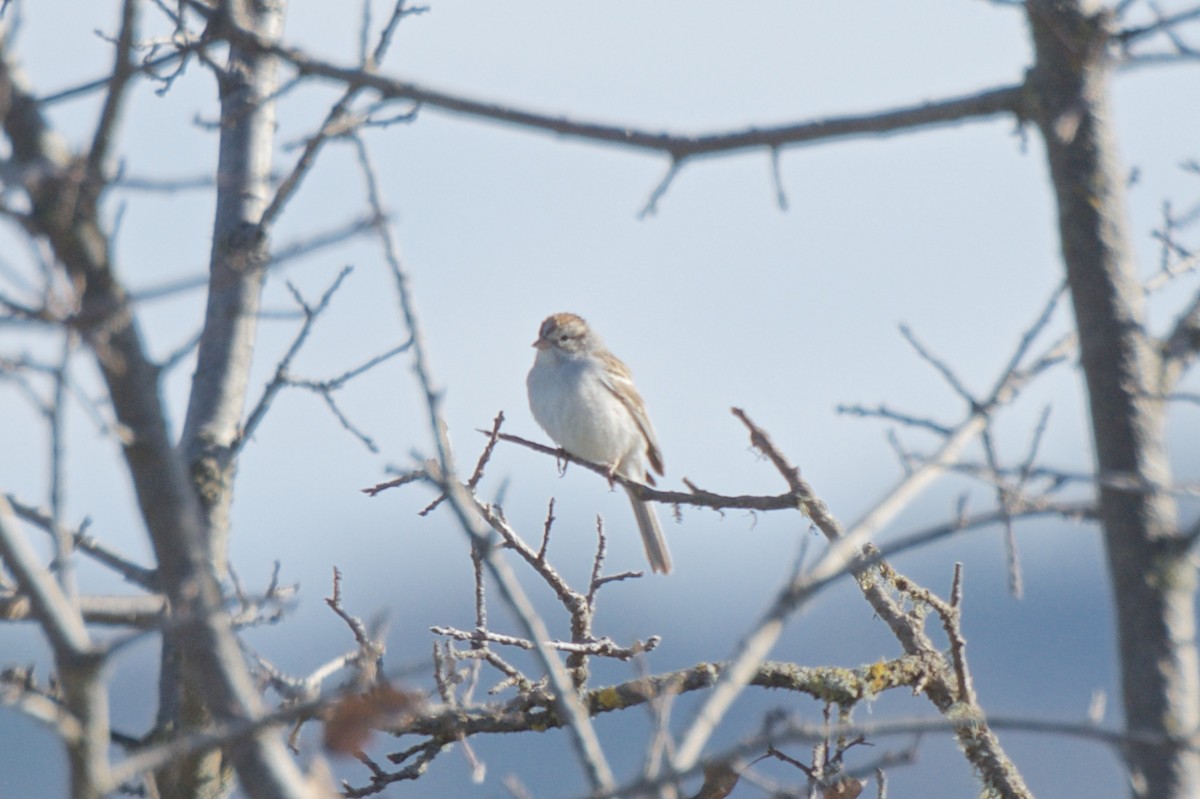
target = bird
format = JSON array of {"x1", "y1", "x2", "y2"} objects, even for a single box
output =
[{"x1": 525, "y1": 312, "x2": 671, "y2": 574}]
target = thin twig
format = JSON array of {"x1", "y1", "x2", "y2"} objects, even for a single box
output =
[
  {"x1": 233, "y1": 266, "x2": 353, "y2": 454},
  {"x1": 898, "y1": 323, "x2": 978, "y2": 406},
  {"x1": 6, "y1": 495, "x2": 157, "y2": 588},
  {"x1": 86, "y1": 0, "x2": 141, "y2": 175}
]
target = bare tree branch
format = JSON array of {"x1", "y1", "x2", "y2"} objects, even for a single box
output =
[
  {"x1": 0, "y1": 591, "x2": 166, "y2": 627},
  {"x1": 269, "y1": 51, "x2": 1026, "y2": 159},
  {"x1": 196, "y1": 13, "x2": 1027, "y2": 216},
  {"x1": 1118, "y1": 4, "x2": 1200, "y2": 45},
  {"x1": 5, "y1": 494, "x2": 157, "y2": 588},
  {"x1": 127, "y1": 213, "x2": 378, "y2": 304},
  {"x1": 235, "y1": 266, "x2": 352, "y2": 454},
  {"x1": 1, "y1": 35, "x2": 293, "y2": 798},
  {"x1": 0, "y1": 496, "x2": 91, "y2": 657},
  {"x1": 1027, "y1": 2, "x2": 1200, "y2": 795},
  {"x1": 483, "y1": 431, "x2": 804, "y2": 511},
  {"x1": 1161, "y1": 287, "x2": 1200, "y2": 386},
  {"x1": 589, "y1": 712, "x2": 1200, "y2": 799},
  {"x1": 0, "y1": 494, "x2": 112, "y2": 798},
  {"x1": 177, "y1": 0, "x2": 287, "y2": 576},
  {"x1": 86, "y1": 0, "x2": 139, "y2": 177}
]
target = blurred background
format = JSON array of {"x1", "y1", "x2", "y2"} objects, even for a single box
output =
[{"x1": 2, "y1": 1, "x2": 1199, "y2": 796}]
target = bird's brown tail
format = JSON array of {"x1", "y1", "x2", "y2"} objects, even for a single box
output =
[{"x1": 626, "y1": 488, "x2": 671, "y2": 574}]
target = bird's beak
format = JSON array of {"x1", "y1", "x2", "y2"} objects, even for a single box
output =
[{"x1": 532, "y1": 337, "x2": 550, "y2": 350}]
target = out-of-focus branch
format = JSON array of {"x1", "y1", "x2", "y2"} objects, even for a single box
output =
[
  {"x1": 259, "y1": 0, "x2": 415, "y2": 228},
  {"x1": 877, "y1": 499, "x2": 1095, "y2": 563},
  {"x1": 6, "y1": 494, "x2": 157, "y2": 588},
  {"x1": 0, "y1": 496, "x2": 90, "y2": 657},
  {"x1": 1117, "y1": 4, "x2": 1200, "y2": 45},
  {"x1": 1160, "y1": 288, "x2": 1200, "y2": 387},
  {"x1": 0, "y1": 591, "x2": 165, "y2": 627},
  {"x1": 0, "y1": 495, "x2": 112, "y2": 798},
  {"x1": 235, "y1": 267, "x2": 352, "y2": 454},
  {"x1": 37, "y1": 45, "x2": 197, "y2": 106},
  {"x1": 86, "y1": 0, "x2": 139, "y2": 177},
  {"x1": 0, "y1": 21, "x2": 203, "y2": 608},
  {"x1": 195, "y1": 12, "x2": 1026, "y2": 211},
  {"x1": 262, "y1": 35, "x2": 1027, "y2": 158},
  {"x1": 47, "y1": 336, "x2": 74, "y2": 600},
  {"x1": 127, "y1": 213, "x2": 379, "y2": 304},
  {"x1": 588, "y1": 712, "x2": 1200, "y2": 799},
  {"x1": 266, "y1": 337, "x2": 413, "y2": 455}
]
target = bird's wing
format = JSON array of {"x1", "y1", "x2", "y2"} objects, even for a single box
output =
[{"x1": 597, "y1": 352, "x2": 664, "y2": 478}]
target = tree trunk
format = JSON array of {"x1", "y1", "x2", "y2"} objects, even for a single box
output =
[
  {"x1": 1025, "y1": 2, "x2": 1200, "y2": 796},
  {"x1": 157, "y1": 1, "x2": 292, "y2": 796}
]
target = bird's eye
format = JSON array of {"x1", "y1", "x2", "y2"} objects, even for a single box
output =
[{"x1": 559, "y1": 334, "x2": 569, "y2": 342}]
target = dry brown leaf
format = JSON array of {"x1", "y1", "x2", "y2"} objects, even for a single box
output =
[
  {"x1": 322, "y1": 683, "x2": 424, "y2": 756},
  {"x1": 691, "y1": 761, "x2": 741, "y2": 799}
]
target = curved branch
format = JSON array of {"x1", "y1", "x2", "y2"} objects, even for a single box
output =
[{"x1": 211, "y1": 16, "x2": 1027, "y2": 160}]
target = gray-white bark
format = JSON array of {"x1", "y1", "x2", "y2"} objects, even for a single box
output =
[
  {"x1": 1025, "y1": 2, "x2": 1200, "y2": 797},
  {"x1": 159, "y1": 0, "x2": 298, "y2": 797},
  {"x1": 180, "y1": 0, "x2": 286, "y2": 576}
]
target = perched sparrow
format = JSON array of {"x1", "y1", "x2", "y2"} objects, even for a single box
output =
[{"x1": 526, "y1": 313, "x2": 671, "y2": 574}]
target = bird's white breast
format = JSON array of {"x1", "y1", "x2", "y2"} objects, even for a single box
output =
[{"x1": 527, "y1": 352, "x2": 644, "y2": 475}]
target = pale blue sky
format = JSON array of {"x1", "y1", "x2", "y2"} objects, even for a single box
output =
[{"x1": 3, "y1": 1, "x2": 1199, "y2": 796}]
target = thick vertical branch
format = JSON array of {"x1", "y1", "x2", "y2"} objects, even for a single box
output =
[
  {"x1": 179, "y1": 0, "x2": 285, "y2": 575},
  {"x1": 158, "y1": 1, "x2": 294, "y2": 797},
  {"x1": 1026, "y1": 2, "x2": 1200, "y2": 797}
]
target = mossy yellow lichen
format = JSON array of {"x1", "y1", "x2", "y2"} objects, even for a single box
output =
[
  {"x1": 866, "y1": 659, "x2": 890, "y2": 695},
  {"x1": 592, "y1": 686, "x2": 624, "y2": 711}
]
